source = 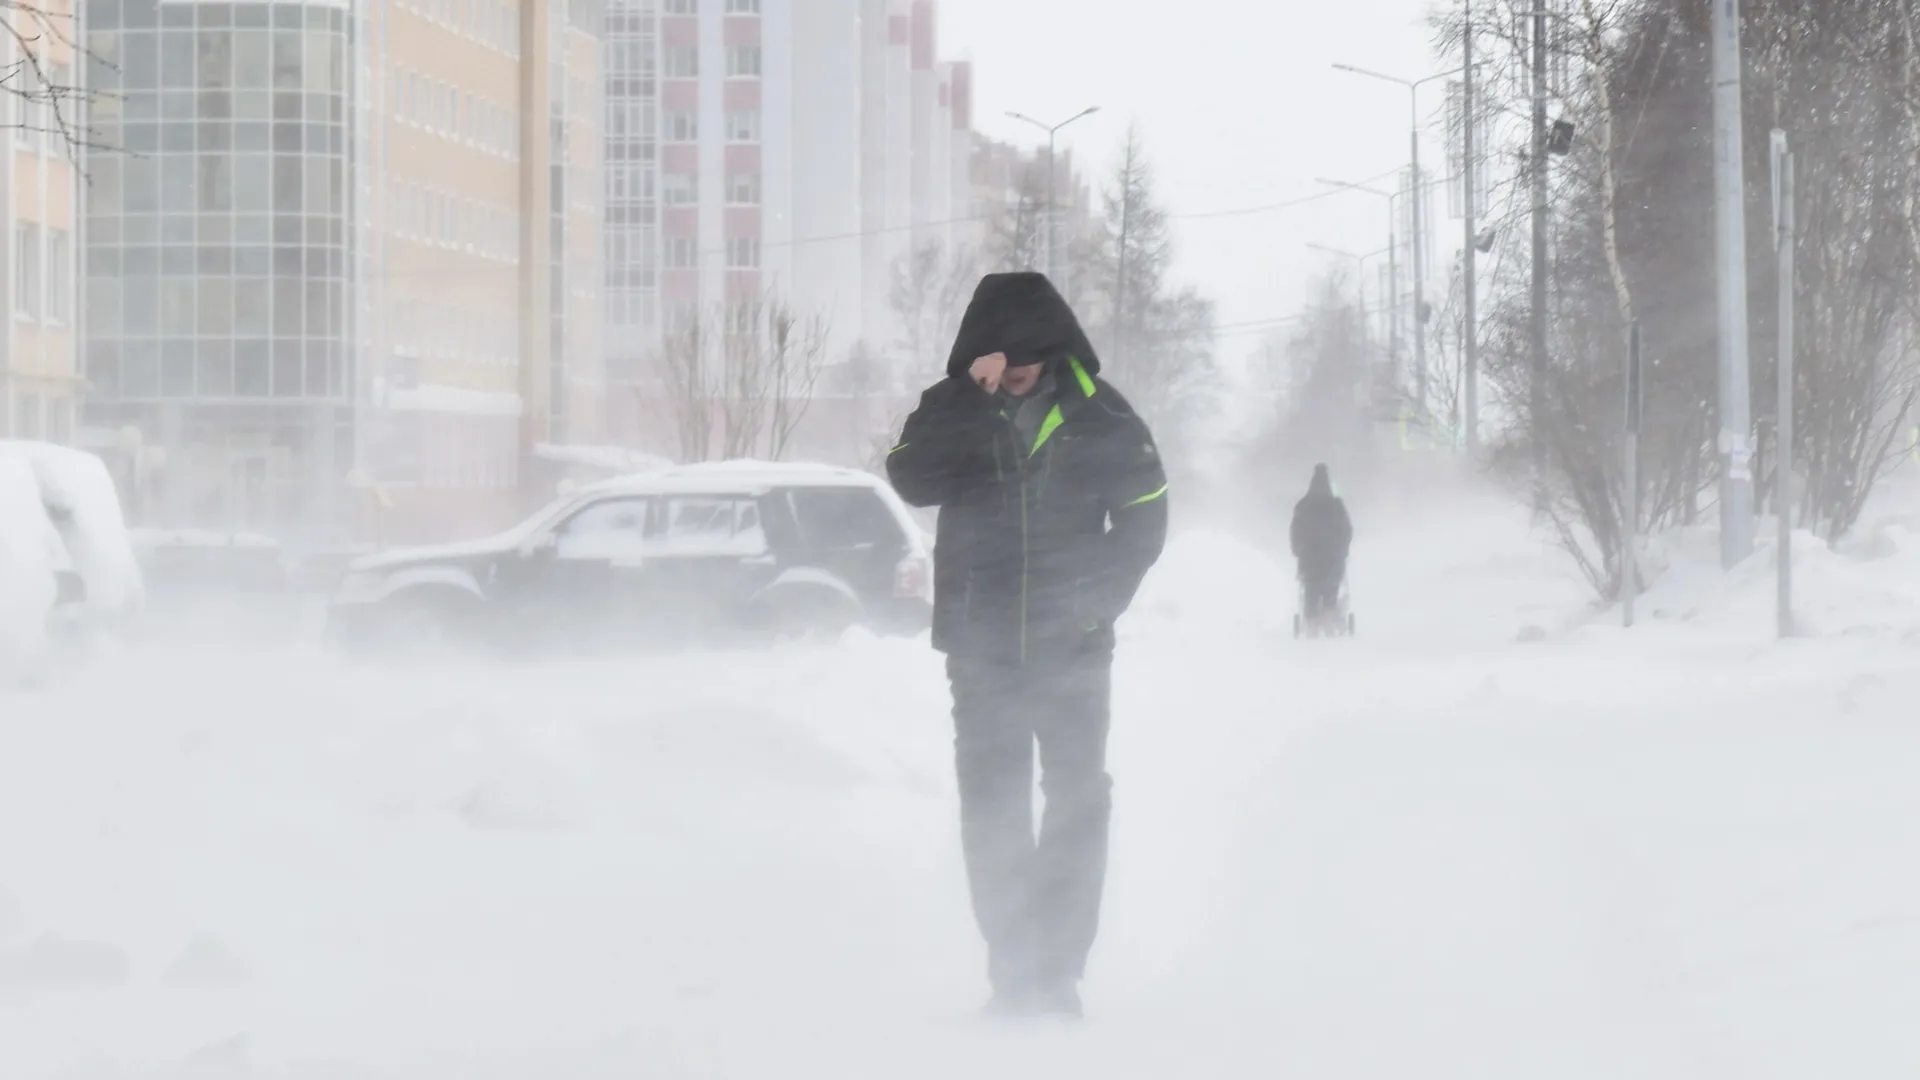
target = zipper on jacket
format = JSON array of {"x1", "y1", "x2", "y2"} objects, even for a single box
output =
[{"x1": 1000, "y1": 410, "x2": 1030, "y2": 665}]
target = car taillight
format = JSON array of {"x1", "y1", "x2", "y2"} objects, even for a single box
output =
[{"x1": 894, "y1": 554, "x2": 931, "y2": 600}]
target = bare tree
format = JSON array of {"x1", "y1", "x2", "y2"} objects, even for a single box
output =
[
  {"x1": 1087, "y1": 125, "x2": 1220, "y2": 452},
  {"x1": 982, "y1": 164, "x2": 1047, "y2": 274},
  {"x1": 1439, "y1": 0, "x2": 1920, "y2": 600},
  {"x1": 980, "y1": 150, "x2": 1107, "y2": 315},
  {"x1": 651, "y1": 292, "x2": 830, "y2": 464},
  {"x1": 888, "y1": 238, "x2": 978, "y2": 379},
  {"x1": 5, "y1": 1, "x2": 109, "y2": 159},
  {"x1": 654, "y1": 320, "x2": 718, "y2": 463},
  {"x1": 716, "y1": 302, "x2": 771, "y2": 460},
  {"x1": 764, "y1": 301, "x2": 830, "y2": 461}
]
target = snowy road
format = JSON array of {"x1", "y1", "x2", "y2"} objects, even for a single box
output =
[{"x1": 3, "y1": 489, "x2": 1918, "y2": 1078}]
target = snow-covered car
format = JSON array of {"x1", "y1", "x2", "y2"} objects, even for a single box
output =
[
  {"x1": 326, "y1": 461, "x2": 934, "y2": 654},
  {"x1": 0, "y1": 442, "x2": 144, "y2": 677},
  {"x1": 0, "y1": 441, "x2": 144, "y2": 616},
  {"x1": 0, "y1": 456, "x2": 61, "y2": 680}
]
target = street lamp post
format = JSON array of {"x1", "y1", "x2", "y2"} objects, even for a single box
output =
[
  {"x1": 1006, "y1": 106, "x2": 1102, "y2": 288},
  {"x1": 1332, "y1": 62, "x2": 1473, "y2": 426}
]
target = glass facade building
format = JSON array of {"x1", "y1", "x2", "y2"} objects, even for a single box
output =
[
  {"x1": 83, "y1": 0, "x2": 355, "y2": 532},
  {"x1": 80, "y1": 0, "x2": 603, "y2": 542},
  {"x1": 602, "y1": 0, "x2": 657, "y2": 387}
]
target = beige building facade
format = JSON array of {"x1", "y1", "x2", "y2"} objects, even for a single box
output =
[
  {"x1": 80, "y1": 0, "x2": 601, "y2": 545},
  {"x1": 1, "y1": 0, "x2": 82, "y2": 445}
]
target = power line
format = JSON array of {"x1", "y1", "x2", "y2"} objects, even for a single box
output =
[
  {"x1": 375, "y1": 165, "x2": 1416, "y2": 281},
  {"x1": 1169, "y1": 167, "x2": 1405, "y2": 222}
]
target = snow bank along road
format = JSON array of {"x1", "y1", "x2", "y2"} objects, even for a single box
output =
[{"x1": 2, "y1": 488, "x2": 1917, "y2": 1078}]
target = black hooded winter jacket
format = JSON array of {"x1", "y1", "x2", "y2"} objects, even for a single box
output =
[
  {"x1": 1290, "y1": 466, "x2": 1352, "y2": 578},
  {"x1": 886, "y1": 273, "x2": 1170, "y2": 663}
]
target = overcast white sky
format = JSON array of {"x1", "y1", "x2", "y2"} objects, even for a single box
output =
[{"x1": 940, "y1": 0, "x2": 1448, "y2": 360}]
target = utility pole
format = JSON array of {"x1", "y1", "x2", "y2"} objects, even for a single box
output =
[
  {"x1": 1772, "y1": 129, "x2": 1795, "y2": 638},
  {"x1": 1461, "y1": 0, "x2": 1480, "y2": 453},
  {"x1": 1713, "y1": 0, "x2": 1754, "y2": 567},
  {"x1": 1529, "y1": 0, "x2": 1550, "y2": 500}
]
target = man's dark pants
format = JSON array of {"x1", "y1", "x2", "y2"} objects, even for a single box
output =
[{"x1": 945, "y1": 647, "x2": 1113, "y2": 997}]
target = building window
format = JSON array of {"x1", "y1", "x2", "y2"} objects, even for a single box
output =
[
  {"x1": 725, "y1": 110, "x2": 760, "y2": 143},
  {"x1": 725, "y1": 0, "x2": 760, "y2": 11},
  {"x1": 14, "y1": 224, "x2": 39, "y2": 319},
  {"x1": 664, "y1": 0, "x2": 697, "y2": 12},
  {"x1": 609, "y1": 164, "x2": 645, "y2": 201},
  {"x1": 663, "y1": 46, "x2": 699, "y2": 78},
  {"x1": 663, "y1": 171, "x2": 697, "y2": 205},
  {"x1": 665, "y1": 110, "x2": 699, "y2": 142},
  {"x1": 726, "y1": 236, "x2": 760, "y2": 269},
  {"x1": 46, "y1": 228, "x2": 70, "y2": 323},
  {"x1": 725, "y1": 46, "x2": 761, "y2": 79},
  {"x1": 726, "y1": 172, "x2": 760, "y2": 205},
  {"x1": 665, "y1": 236, "x2": 699, "y2": 269}
]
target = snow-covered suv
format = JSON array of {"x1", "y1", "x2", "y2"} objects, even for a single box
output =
[
  {"x1": 326, "y1": 461, "x2": 934, "y2": 654},
  {"x1": 0, "y1": 441, "x2": 145, "y2": 682}
]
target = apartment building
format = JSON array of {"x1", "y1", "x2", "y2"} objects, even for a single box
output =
[
  {"x1": 79, "y1": 0, "x2": 601, "y2": 544},
  {"x1": 605, "y1": 0, "x2": 974, "y2": 447},
  {"x1": 1, "y1": 5, "x2": 82, "y2": 445},
  {"x1": 859, "y1": 0, "x2": 968, "y2": 348}
]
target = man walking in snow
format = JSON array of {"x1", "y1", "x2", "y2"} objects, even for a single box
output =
[
  {"x1": 886, "y1": 271, "x2": 1169, "y2": 1019},
  {"x1": 1290, "y1": 463, "x2": 1353, "y2": 620}
]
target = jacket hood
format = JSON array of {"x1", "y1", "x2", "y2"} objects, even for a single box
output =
[
  {"x1": 946, "y1": 272, "x2": 1101, "y2": 378},
  {"x1": 1308, "y1": 464, "x2": 1333, "y2": 497}
]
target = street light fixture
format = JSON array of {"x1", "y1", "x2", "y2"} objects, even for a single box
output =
[{"x1": 1006, "y1": 106, "x2": 1102, "y2": 288}]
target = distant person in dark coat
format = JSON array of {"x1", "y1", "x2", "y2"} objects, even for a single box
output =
[
  {"x1": 884, "y1": 271, "x2": 1169, "y2": 1020},
  {"x1": 1290, "y1": 463, "x2": 1352, "y2": 618}
]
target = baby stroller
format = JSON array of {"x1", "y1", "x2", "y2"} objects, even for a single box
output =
[{"x1": 1292, "y1": 571, "x2": 1355, "y2": 639}]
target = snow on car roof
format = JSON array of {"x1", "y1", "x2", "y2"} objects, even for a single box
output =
[{"x1": 580, "y1": 459, "x2": 888, "y2": 497}]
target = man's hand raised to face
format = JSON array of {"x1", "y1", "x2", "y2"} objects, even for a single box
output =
[{"x1": 970, "y1": 352, "x2": 1008, "y2": 394}]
